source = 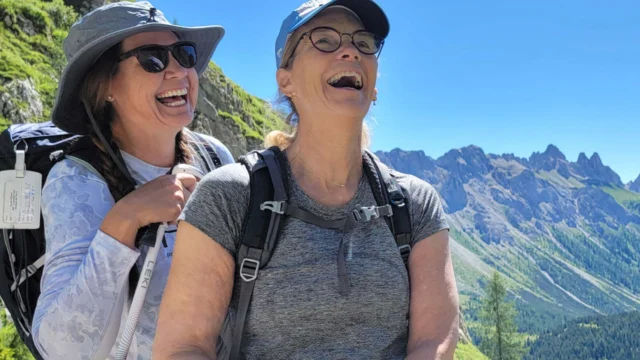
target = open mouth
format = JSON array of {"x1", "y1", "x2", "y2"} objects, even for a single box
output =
[
  {"x1": 327, "y1": 71, "x2": 363, "y2": 91},
  {"x1": 156, "y1": 88, "x2": 188, "y2": 107}
]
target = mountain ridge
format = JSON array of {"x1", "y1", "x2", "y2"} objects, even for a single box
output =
[{"x1": 376, "y1": 144, "x2": 640, "y2": 334}]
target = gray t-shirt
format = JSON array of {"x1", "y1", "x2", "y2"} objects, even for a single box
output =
[{"x1": 180, "y1": 152, "x2": 449, "y2": 359}]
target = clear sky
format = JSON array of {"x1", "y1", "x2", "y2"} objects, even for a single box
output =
[{"x1": 150, "y1": 0, "x2": 639, "y2": 183}]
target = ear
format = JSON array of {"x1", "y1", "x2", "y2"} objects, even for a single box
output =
[
  {"x1": 372, "y1": 88, "x2": 378, "y2": 102},
  {"x1": 277, "y1": 68, "x2": 296, "y2": 98}
]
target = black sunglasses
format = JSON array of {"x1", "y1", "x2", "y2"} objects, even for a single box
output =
[
  {"x1": 286, "y1": 27, "x2": 384, "y2": 66},
  {"x1": 118, "y1": 41, "x2": 198, "y2": 73}
]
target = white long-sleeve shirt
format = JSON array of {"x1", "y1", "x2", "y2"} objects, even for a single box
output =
[{"x1": 32, "y1": 134, "x2": 234, "y2": 360}]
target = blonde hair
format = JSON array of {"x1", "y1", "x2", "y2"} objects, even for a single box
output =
[
  {"x1": 264, "y1": 18, "x2": 372, "y2": 151},
  {"x1": 264, "y1": 94, "x2": 371, "y2": 150}
]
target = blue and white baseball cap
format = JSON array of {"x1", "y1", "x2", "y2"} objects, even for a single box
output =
[{"x1": 275, "y1": 0, "x2": 390, "y2": 68}]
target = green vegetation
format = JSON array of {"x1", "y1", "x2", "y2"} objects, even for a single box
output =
[
  {"x1": 478, "y1": 272, "x2": 527, "y2": 360},
  {"x1": 550, "y1": 227, "x2": 640, "y2": 296},
  {"x1": 0, "y1": 0, "x2": 77, "y2": 127},
  {"x1": 205, "y1": 63, "x2": 288, "y2": 141},
  {"x1": 455, "y1": 342, "x2": 490, "y2": 360},
  {"x1": 0, "y1": 301, "x2": 35, "y2": 360},
  {"x1": 601, "y1": 185, "x2": 640, "y2": 215},
  {"x1": 525, "y1": 311, "x2": 640, "y2": 360}
]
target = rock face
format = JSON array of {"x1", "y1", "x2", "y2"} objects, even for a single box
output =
[
  {"x1": 64, "y1": 0, "x2": 105, "y2": 15},
  {"x1": 0, "y1": 79, "x2": 43, "y2": 124},
  {"x1": 573, "y1": 152, "x2": 624, "y2": 187},
  {"x1": 629, "y1": 174, "x2": 640, "y2": 193}
]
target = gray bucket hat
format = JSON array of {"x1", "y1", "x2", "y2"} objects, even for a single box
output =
[{"x1": 52, "y1": 1, "x2": 225, "y2": 135}]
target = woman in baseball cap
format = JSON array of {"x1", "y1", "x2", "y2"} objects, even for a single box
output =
[
  {"x1": 155, "y1": 1, "x2": 459, "y2": 359},
  {"x1": 32, "y1": 2, "x2": 234, "y2": 359}
]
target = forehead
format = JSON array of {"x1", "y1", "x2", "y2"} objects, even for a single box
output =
[
  {"x1": 121, "y1": 31, "x2": 179, "y2": 52},
  {"x1": 300, "y1": 7, "x2": 365, "y2": 33}
]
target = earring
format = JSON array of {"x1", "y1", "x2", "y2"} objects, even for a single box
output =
[{"x1": 107, "y1": 95, "x2": 113, "y2": 102}]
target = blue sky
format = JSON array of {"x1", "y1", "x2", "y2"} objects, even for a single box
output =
[{"x1": 150, "y1": 0, "x2": 639, "y2": 183}]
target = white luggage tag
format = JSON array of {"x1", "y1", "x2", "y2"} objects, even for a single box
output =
[{"x1": 0, "y1": 140, "x2": 42, "y2": 230}]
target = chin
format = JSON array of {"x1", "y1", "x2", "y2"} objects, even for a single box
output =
[{"x1": 327, "y1": 99, "x2": 370, "y2": 119}]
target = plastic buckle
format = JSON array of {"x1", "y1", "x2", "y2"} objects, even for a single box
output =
[
  {"x1": 240, "y1": 258, "x2": 260, "y2": 282},
  {"x1": 353, "y1": 206, "x2": 380, "y2": 222},
  {"x1": 398, "y1": 244, "x2": 411, "y2": 261},
  {"x1": 26, "y1": 263, "x2": 38, "y2": 276},
  {"x1": 260, "y1": 201, "x2": 287, "y2": 215}
]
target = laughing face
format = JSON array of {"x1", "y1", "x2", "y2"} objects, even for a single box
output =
[
  {"x1": 109, "y1": 31, "x2": 198, "y2": 132},
  {"x1": 277, "y1": 7, "x2": 378, "y2": 120}
]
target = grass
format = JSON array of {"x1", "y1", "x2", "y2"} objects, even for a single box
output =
[
  {"x1": 601, "y1": 185, "x2": 640, "y2": 204},
  {"x1": 206, "y1": 62, "x2": 288, "y2": 141},
  {"x1": 601, "y1": 185, "x2": 640, "y2": 214},
  {"x1": 0, "y1": 0, "x2": 76, "y2": 121},
  {"x1": 0, "y1": 115, "x2": 11, "y2": 132},
  {"x1": 218, "y1": 110, "x2": 262, "y2": 140},
  {"x1": 454, "y1": 342, "x2": 489, "y2": 360},
  {"x1": 536, "y1": 170, "x2": 584, "y2": 189}
]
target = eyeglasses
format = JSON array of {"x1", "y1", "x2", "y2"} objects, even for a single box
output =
[
  {"x1": 118, "y1": 41, "x2": 198, "y2": 73},
  {"x1": 285, "y1": 27, "x2": 384, "y2": 66}
]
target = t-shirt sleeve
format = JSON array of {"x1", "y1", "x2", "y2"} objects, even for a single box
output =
[
  {"x1": 179, "y1": 163, "x2": 250, "y2": 255},
  {"x1": 401, "y1": 173, "x2": 450, "y2": 246}
]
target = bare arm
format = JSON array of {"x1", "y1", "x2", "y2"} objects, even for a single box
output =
[
  {"x1": 406, "y1": 230, "x2": 460, "y2": 360},
  {"x1": 153, "y1": 221, "x2": 235, "y2": 359}
]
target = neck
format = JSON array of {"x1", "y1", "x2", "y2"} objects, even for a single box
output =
[
  {"x1": 286, "y1": 113, "x2": 364, "y2": 194},
  {"x1": 111, "y1": 118, "x2": 178, "y2": 168}
]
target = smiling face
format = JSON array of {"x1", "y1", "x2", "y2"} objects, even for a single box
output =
[
  {"x1": 277, "y1": 7, "x2": 379, "y2": 121},
  {"x1": 109, "y1": 31, "x2": 199, "y2": 132}
]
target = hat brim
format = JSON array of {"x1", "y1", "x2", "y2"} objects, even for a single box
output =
[
  {"x1": 52, "y1": 23, "x2": 224, "y2": 135},
  {"x1": 290, "y1": 0, "x2": 389, "y2": 39}
]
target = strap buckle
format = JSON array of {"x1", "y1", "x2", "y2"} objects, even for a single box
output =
[
  {"x1": 260, "y1": 201, "x2": 287, "y2": 214},
  {"x1": 352, "y1": 205, "x2": 393, "y2": 222},
  {"x1": 239, "y1": 258, "x2": 260, "y2": 282},
  {"x1": 398, "y1": 244, "x2": 411, "y2": 262}
]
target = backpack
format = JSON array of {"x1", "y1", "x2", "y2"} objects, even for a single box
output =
[
  {"x1": 0, "y1": 121, "x2": 221, "y2": 360},
  {"x1": 227, "y1": 146, "x2": 412, "y2": 360}
]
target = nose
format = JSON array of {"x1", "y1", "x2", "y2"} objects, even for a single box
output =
[
  {"x1": 164, "y1": 53, "x2": 188, "y2": 79},
  {"x1": 335, "y1": 34, "x2": 360, "y2": 61}
]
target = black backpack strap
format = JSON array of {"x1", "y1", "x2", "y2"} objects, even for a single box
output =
[
  {"x1": 363, "y1": 151, "x2": 412, "y2": 266},
  {"x1": 230, "y1": 147, "x2": 288, "y2": 360},
  {"x1": 189, "y1": 131, "x2": 223, "y2": 171}
]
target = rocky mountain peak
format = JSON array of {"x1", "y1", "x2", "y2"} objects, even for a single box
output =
[
  {"x1": 572, "y1": 152, "x2": 623, "y2": 187},
  {"x1": 577, "y1": 152, "x2": 589, "y2": 164},
  {"x1": 528, "y1": 144, "x2": 567, "y2": 172},
  {"x1": 544, "y1": 144, "x2": 566, "y2": 160},
  {"x1": 630, "y1": 174, "x2": 640, "y2": 193},
  {"x1": 437, "y1": 145, "x2": 492, "y2": 182}
]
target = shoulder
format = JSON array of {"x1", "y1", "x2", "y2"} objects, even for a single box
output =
[
  {"x1": 391, "y1": 170, "x2": 441, "y2": 202},
  {"x1": 198, "y1": 161, "x2": 250, "y2": 194},
  {"x1": 45, "y1": 157, "x2": 106, "y2": 190},
  {"x1": 382, "y1": 166, "x2": 450, "y2": 244},
  {"x1": 187, "y1": 131, "x2": 235, "y2": 165}
]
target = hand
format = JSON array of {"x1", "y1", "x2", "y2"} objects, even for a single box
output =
[{"x1": 101, "y1": 173, "x2": 198, "y2": 248}]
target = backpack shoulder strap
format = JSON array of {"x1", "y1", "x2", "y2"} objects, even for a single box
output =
[
  {"x1": 363, "y1": 150, "x2": 412, "y2": 266},
  {"x1": 230, "y1": 146, "x2": 288, "y2": 360},
  {"x1": 188, "y1": 131, "x2": 223, "y2": 172}
]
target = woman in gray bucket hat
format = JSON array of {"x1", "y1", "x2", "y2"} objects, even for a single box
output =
[{"x1": 31, "y1": 2, "x2": 233, "y2": 359}]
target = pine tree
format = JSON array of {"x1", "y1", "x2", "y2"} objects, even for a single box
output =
[{"x1": 479, "y1": 272, "x2": 526, "y2": 360}]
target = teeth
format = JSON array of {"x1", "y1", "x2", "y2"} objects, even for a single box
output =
[
  {"x1": 163, "y1": 98, "x2": 187, "y2": 107},
  {"x1": 157, "y1": 88, "x2": 188, "y2": 99},
  {"x1": 327, "y1": 71, "x2": 363, "y2": 88}
]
